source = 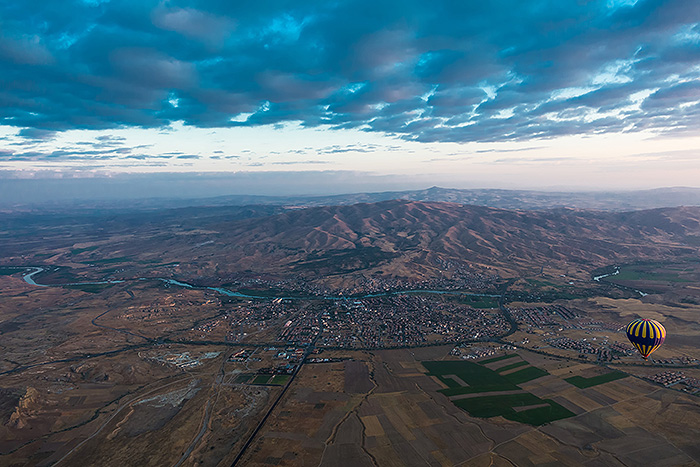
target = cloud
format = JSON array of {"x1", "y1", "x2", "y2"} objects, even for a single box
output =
[
  {"x1": 0, "y1": 0, "x2": 699, "y2": 146},
  {"x1": 17, "y1": 128, "x2": 58, "y2": 141},
  {"x1": 151, "y1": 6, "x2": 233, "y2": 45}
]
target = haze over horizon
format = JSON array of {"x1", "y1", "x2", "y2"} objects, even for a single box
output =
[{"x1": 2, "y1": 0, "x2": 700, "y2": 196}]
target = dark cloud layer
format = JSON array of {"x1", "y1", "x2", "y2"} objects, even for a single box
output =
[{"x1": 1, "y1": 0, "x2": 699, "y2": 143}]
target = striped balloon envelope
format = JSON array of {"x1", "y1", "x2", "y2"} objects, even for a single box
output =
[{"x1": 625, "y1": 318, "x2": 666, "y2": 359}]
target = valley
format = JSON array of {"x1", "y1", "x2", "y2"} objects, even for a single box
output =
[{"x1": 1, "y1": 200, "x2": 700, "y2": 466}]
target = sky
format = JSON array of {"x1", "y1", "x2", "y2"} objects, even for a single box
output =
[{"x1": 1, "y1": 0, "x2": 700, "y2": 198}]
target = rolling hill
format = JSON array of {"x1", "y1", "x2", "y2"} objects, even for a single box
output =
[{"x1": 155, "y1": 200, "x2": 700, "y2": 288}]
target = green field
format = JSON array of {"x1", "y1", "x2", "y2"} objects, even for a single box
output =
[
  {"x1": 252, "y1": 375, "x2": 272, "y2": 384},
  {"x1": 503, "y1": 366, "x2": 549, "y2": 384},
  {"x1": 424, "y1": 360, "x2": 549, "y2": 395},
  {"x1": 612, "y1": 270, "x2": 688, "y2": 282},
  {"x1": 453, "y1": 393, "x2": 542, "y2": 417},
  {"x1": 234, "y1": 374, "x2": 254, "y2": 384},
  {"x1": 565, "y1": 371, "x2": 628, "y2": 388},
  {"x1": 597, "y1": 262, "x2": 694, "y2": 284},
  {"x1": 453, "y1": 393, "x2": 575, "y2": 426},
  {"x1": 480, "y1": 354, "x2": 518, "y2": 364},
  {"x1": 496, "y1": 361, "x2": 529, "y2": 372},
  {"x1": 423, "y1": 361, "x2": 519, "y2": 395},
  {"x1": 423, "y1": 359, "x2": 568, "y2": 425},
  {"x1": 509, "y1": 400, "x2": 576, "y2": 425},
  {"x1": 269, "y1": 375, "x2": 291, "y2": 386}
]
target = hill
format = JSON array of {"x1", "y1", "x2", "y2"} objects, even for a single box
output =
[
  {"x1": 4, "y1": 200, "x2": 700, "y2": 292},
  {"x1": 82, "y1": 200, "x2": 699, "y2": 291}
]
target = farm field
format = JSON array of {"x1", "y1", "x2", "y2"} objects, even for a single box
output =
[
  {"x1": 237, "y1": 347, "x2": 700, "y2": 466},
  {"x1": 424, "y1": 358, "x2": 574, "y2": 426}
]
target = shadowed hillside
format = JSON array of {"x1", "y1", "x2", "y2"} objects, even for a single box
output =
[{"x1": 169, "y1": 201, "x2": 700, "y2": 286}]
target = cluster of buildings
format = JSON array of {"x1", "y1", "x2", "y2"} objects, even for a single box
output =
[
  {"x1": 229, "y1": 349, "x2": 251, "y2": 361},
  {"x1": 255, "y1": 346, "x2": 306, "y2": 374},
  {"x1": 336, "y1": 270, "x2": 500, "y2": 296},
  {"x1": 575, "y1": 320, "x2": 625, "y2": 332},
  {"x1": 654, "y1": 356, "x2": 700, "y2": 365},
  {"x1": 450, "y1": 344, "x2": 517, "y2": 359},
  {"x1": 646, "y1": 371, "x2": 700, "y2": 393},
  {"x1": 276, "y1": 309, "x2": 320, "y2": 345},
  {"x1": 316, "y1": 295, "x2": 509, "y2": 348},
  {"x1": 223, "y1": 301, "x2": 292, "y2": 342},
  {"x1": 608, "y1": 341, "x2": 635, "y2": 356},
  {"x1": 193, "y1": 316, "x2": 223, "y2": 336},
  {"x1": 545, "y1": 336, "x2": 596, "y2": 354},
  {"x1": 510, "y1": 305, "x2": 579, "y2": 330},
  {"x1": 648, "y1": 371, "x2": 688, "y2": 386}
]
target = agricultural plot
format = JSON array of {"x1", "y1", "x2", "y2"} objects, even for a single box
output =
[
  {"x1": 252, "y1": 374, "x2": 272, "y2": 384},
  {"x1": 495, "y1": 360, "x2": 529, "y2": 372},
  {"x1": 244, "y1": 374, "x2": 291, "y2": 386},
  {"x1": 240, "y1": 348, "x2": 700, "y2": 466},
  {"x1": 565, "y1": 371, "x2": 628, "y2": 388},
  {"x1": 423, "y1": 360, "x2": 519, "y2": 395},
  {"x1": 269, "y1": 374, "x2": 291, "y2": 386},
  {"x1": 453, "y1": 393, "x2": 575, "y2": 426},
  {"x1": 480, "y1": 353, "x2": 519, "y2": 364},
  {"x1": 503, "y1": 366, "x2": 549, "y2": 385},
  {"x1": 423, "y1": 359, "x2": 574, "y2": 425}
]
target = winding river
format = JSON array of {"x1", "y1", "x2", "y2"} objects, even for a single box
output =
[
  {"x1": 17, "y1": 267, "x2": 501, "y2": 301},
  {"x1": 21, "y1": 267, "x2": 125, "y2": 287},
  {"x1": 15, "y1": 265, "x2": 652, "y2": 300}
]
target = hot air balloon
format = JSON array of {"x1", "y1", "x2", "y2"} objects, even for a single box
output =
[{"x1": 625, "y1": 318, "x2": 666, "y2": 360}]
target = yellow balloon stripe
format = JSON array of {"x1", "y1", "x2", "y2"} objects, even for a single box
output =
[
  {"x1": 657, "y1": 323, "x2": 664, "y2": 338},
  {"x1": 633, "y1": 321, "x2": 643, "y2": 337}
]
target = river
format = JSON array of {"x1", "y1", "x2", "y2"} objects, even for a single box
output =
[
  {"x1": 19, "y1": 268, "x2": 500, "y2": 301},
  {"x1": 593, "y1": 266, "x2": 648, "y2": 297},
  {"x1": 19, "y1": 267, "x2": 125, "y2": 288}
]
